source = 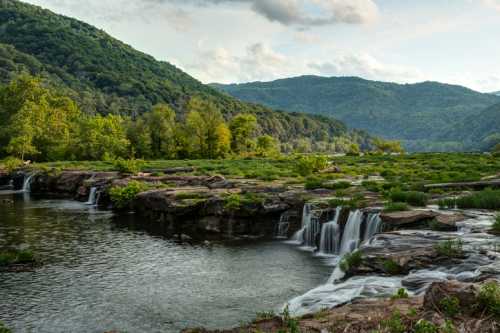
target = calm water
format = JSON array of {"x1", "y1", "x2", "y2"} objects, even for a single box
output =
[{"x1": 0, "y1": 193, "x2": 330, "y2": 333}]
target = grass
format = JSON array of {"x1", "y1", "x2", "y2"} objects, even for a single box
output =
[
  {"x1": 339, "y1": 251, "x2": 363, "y2": 272},
  {"x1": 389, "y1": 190, "x2": 428, "y2": 207},
  {"x1": 492, "y1": 215, "x2": 500, "y2": 233},
  {"x1": 439, "y1": 296, "x2": 460, "y2": 317},
  {"x1": 108, "y1": 181, "x2": 150, "y2": 209},
  {"x1": 478, "y1": 281, "x2": 500, "y2": 318},
  {"x1": 434, "y1": 239, "x2": 464, "y2": 258},
  {"x1": 0, "y1": 249, "x2": 35, "y2": 266},
  {"x1": 383, "y1": 202, "x2": 410, "y2": 212},
  {"x1": 383, "y1": 259, "x2": 404, "y2": 275},
  {"x1": 439, "y1": 189, "x2": 500, "y2": 210},
  {"x1": 391, "y1": 288, "x2": 409, "y2": 300}
]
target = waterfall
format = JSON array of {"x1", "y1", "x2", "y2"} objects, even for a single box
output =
[
  {"x1": 291, "y1": 203, "x2": 321, "y2": 247},
  {"x1": 22, "y1": 174, "x2": 34, "y2": 192},
  {"x1": 339, "y1": 210, "x2": 364, "y2": 254},
  {"x1": 319, "y1": 206, "x2": 342, "y2": 254},
  {"x1": 276, "y1": 212, "x2": 291, "y2": 238},
  {"x1": 85, "y1": 187, "x2": 98, "y2": 205},
  {"x1": 363, "y1": 213, "x2": 382, "y2": 241}
]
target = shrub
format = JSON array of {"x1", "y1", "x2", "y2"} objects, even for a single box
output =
[
  {"x1": 255, "y1": 311, "x2": 275, "y2": 321},
  {"x1": 438, "y1": 198, "x2": 457, "y2": 209},
  {"x1": 112, "y1": 158, "x2": 144, "y2": 174},
  {"x1": 414, "y1": 319, "x2": 438, "y2": 333},
  {"x1": 383, "y1": 202, "x2": 409, "y2": 212},
  {"x1": 339, "y1": 251, "x2": 363, "y2": 272},
  {"x1": 491, "y1": 215, "x2": 500, "y2": 233},
  {"x1": 224, "y1": 194, "x2": 241, "y2": 210},
  {"x1": 381, "y1": 311, "x2": 406, "y2": 333},
  {"x1": 109, "y1": 181, "x2": 148, "y2": 209},
  {"x1": 294, "y1": 155, "x2": 329, "y2": 176},
  {"x1": 440, "y1": 320, "x2": 457, "y2": 333},
  {"x1": 391, "y1": 288, "x2": 409, "y2": 300},
  {"x1": 383, "y1": 259, "x2": 404, "y2": 275},
  {"x1": 1, "y1": 157, "x2": 24, "y2": 172},
  {"x1": 477, "y1": 281, "x2": 500, "y2": 318},
  {"x1": 362, "y1": 180, "x2": 381, "y2": 192},
  {"x1": 304, "y1": 177, "x2": 324, "y2": 190},
  {"x1": 439, "y1": 296, "x2": 460, "y2": 317},
  {"x1": 0, "y1": 249, "x2": 35, "y2": 266},
  {"x1": 281, "y1": 305, "x2": 300, "y2": 333},
  {"x1": 454, "y1": 189, "x2": 500, "y2": 210},
  {"x1": 0, "y1": 321, "x2": 12, "y2": 333},
  {"x1": 325, "y1": 181, "x2": 351, "y2": 190},
  {"x1": 389, "y1": 190, "x2": 428, "y2": 207},
  {"x1": 435, "y1": 239, "x2": 464, "y2": 258}
]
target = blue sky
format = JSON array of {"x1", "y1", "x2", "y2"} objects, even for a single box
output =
[{"x1": 25, "y1": 0, "x2": 500, "y2": 92}]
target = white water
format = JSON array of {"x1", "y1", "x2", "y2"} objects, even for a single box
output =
[
  {"x1": 22, "y1": 174, "x2": 34, "y2": 192},
  {"x1": 85, "y1": 187, "x2": 98, "y2": 206},
  {"x1": 319, "y1": 206, "x2": 342, "y2": 255},
  {"x1": 339, "y1": 210, "x2": 364, "y2": 254},
  {"x1": 363, "y1": 212, "x2": 382, "y2": 241},
  {"x1": 291, "y1": 203, "x2": 321, "y2": 247}
]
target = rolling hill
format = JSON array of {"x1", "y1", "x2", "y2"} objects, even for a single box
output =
[
  {"x1": 0, "y1": 0, "x2": 371, "y2": 148},
  {"x1": 212, "y1": 76, "x2": 500, "y2": 151}
]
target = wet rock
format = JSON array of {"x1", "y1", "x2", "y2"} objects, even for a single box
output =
[
  {"x1": 381, "y1": 210, "x2": 438, "y2": 226},
  {"x1": 435, "y1": 213, "x2": 467, "y2": 227},
  {"x1": 423, "y1": 280, "x2": 478, "y2": 315}
]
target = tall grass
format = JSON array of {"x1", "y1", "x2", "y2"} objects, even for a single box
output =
[
  {"x1": 440, "y1": 189, "x2": 500, "y2": 210},
  {"x1": 389, "y1": 190, "x2": 428, "y2": 207}
]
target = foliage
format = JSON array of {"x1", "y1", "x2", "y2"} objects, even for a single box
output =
[
  {"x1": 492, "y1": 215, "x2": 500, "y2": 233},
  {"x1": 477, "y1": 281, "x2": 500, "y2": 318},
  {"x1": 339, "y1": 251, "x2": 363, "y2": 272},
  {"x1": 434, "y1": 239, "x2": 464, "y2": 258},
  {"x1": 0, "y1": 321, "x2": 12, "y2": 333},
  {"x1": 391, "y1": 288, "x2": 409, "y2": 300},
  {"x1": 493, "y1": 143, "x2": 500, "y2": 157},
  {"x1": 383, "y1": 259, "x2": 404, "y2": 275},
  {"x1": 383, "y1": 202, "x2": 409, "y2": 212},
  {"x1": 380, "y1": 311, "x2": 406, "y2": 333},
  {"x1": 229, "y1": 114, "x2": 257, "y2": 154},
  {"x1": 372, "y1": 138, "x2": 405, "y2": 154},
  {"x1": 294, "y1": 154, "x2": 329, "y2": 176},
  {"x1": 440, "y1": 320, "x2": 457, "y2": 333},
  {"x1": 0, "y1": 249, "x2": 34, "y2": 266},
  {"x1": 108, "y1": 181, "x2": 149, "y2": 209},
  {"x1": 112, "y1": 158, "x2": 144, "y2": 174},
  {"x1": 255, "y1": 311, "x2": 275, "y2": 321},
  {"x1": 256, "y1": 135, "x2": 280, "y2": 157},
  {"x1": 389, "y1": 190, "x2": 428, "y2": 207},
  {"x1": 455, "y1": 189, "x2": 500, "y2": 210},
  {"x1": 439, "y1": 296, "x2": 460, "y2": 317},
  {"x1": 224, "y1": 194, "x2": 242, "y2": 211},
  {"x1": 413, "y1": 319, "x2": 438, "y2": 333},
  {"x1": 280, "y1": 305, "x2": 300, "y2": 333},
  {"x1": 0, "y1": 156, "x2": 23, "y2": 172},
  {"x1": 213, "y1": 75, "x2": 500, "y2": 152}
]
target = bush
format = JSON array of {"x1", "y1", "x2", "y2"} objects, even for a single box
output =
[
  {"x1": 255, "y1": 311, "x2": 275, "y2": 321},
  {"x1": 389, "y1": 190, "x2": 428, "y2": 207},
  {"x1": 391, "y1": 288, "x2": 409, "y2": 300},
  {"x1": 304, "y1": 177, "x2": 324, "y2": 190},
  {"x1": 434, "y1": 239, "x2": 464, "y2": 258},
  {"x1": 478, "y1": 281, "x2": 500, "y2": 318},
  {"x1": 0, "y1": 321, "x2": 12, "y2": 333},
  {"x1": 383, "y1": 259, "x2": 404, "y2": 275},
  {"x1": 109, "y1": 181, "x2": 148, "y2": 209},
  {"x1": 454, "y1": 189, "x2": 500, "y2": 210},
  {"x1": 0, "y1": 249, "x2": 35, "y2": 266},
  {"x1": 112, "y1": 158, "x2": 144, "y2": 174},
  {"x1": 439, "y1": 296, "x2": 460, "y2": 317},
  {"x1": 381, "y1": 311, "x2": 406, "y2": 333},
  {"x1": 1, "y1": 157, "x2": 24, "y2": 172},
  {"x1": 224, "y1": 194, "x2": 241, "y2": 210},
  {"x1": 492, "y1": 215, "x2": 500, "y2": 233},
  {"x1": 339, "y1": 251, "x2": 363, "y2": 272},
  {"x1": 326, "y1": 181, "x2": 352, "y2": 190},
  {"x1": 383, "y1": 202, "x2": 409, "y2": 212},
  {"x1": 414, "y1": 319, "x2": 438, "y2": 333},
  {"x1": 294, "y1": 155, "x2": 329, "y2": 176}
]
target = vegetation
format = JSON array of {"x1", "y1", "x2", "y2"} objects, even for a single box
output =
[
  {"x1": 434, "y1": 239, "x2": 464, "y2": 258},
  {"x1": 477, "y1": 281, "x2": 500, "y2": 318},
  {"x1": 0, "y1": 322, "x2": 12, "y2": 333},
  {"x1": 339, "y1": 251, "x2": 363, "y2": 272},
  {"x1": 391, "y1": 288, "x2": 409, "y2": 300},
  {"x1": 0, "y1": 0, "x2": 371, "y2": 158},
  {"x1": 491, "y1": 215, "x2": 500, "y2": 233},
  {"x1": 384, "y1": 202, "x2": 410, "y2": 212},
  {"x1": 389, "y1": 190, "x2": 428, "y2": 207},
  {"x1": 439, "y1": 296, "x2": 460, "y2": 317},
  {"x1": 0, "y1": 249, "x2": 35, "y2": 266},
  {"x1": 212, "y1": 75, "x2": 500, "y2": 151},
  {"x1": 108, "y1": 181, "x2": 149, "y2": 209},
  {"x1": 383, "y1": 259, "x2": 404, "y2": 275},
  {"x1": 438, "y1": 189, "x2": 500, "y2": 210}
]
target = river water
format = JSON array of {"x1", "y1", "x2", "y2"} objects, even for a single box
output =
[{"x1": 0, "y1": 193, "x2": 330, "y2": 333}]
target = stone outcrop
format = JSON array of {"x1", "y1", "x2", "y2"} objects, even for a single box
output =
[{"x1": 380, "y1": 210, "x2": 438, "y2": 226}]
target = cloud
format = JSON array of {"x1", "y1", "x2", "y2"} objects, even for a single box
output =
[
  {"x1": 480, "y1": 0, "x2": 500, "y2": 12},
  {"x1": 149, "y1": 0, "x2": 379, "y2": 26},
  {"x1": 309, "y1": 53, "x2": 424, "y2": 83}
]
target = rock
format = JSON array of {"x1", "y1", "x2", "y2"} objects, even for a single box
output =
[
  {"x1": 434, "y1": 213, "x2": 467, "y2": 227},
  {"x1": 423, "y1": 280, "x2": 479, "y2": 315},
  {"x1": 381, "y1": 210, "x2": 438, "y2": 226},
  {"x1": 206, "y1": 175, "x2": 232, "y2": 189},
  {"x1": 180, "y1": 234, "x2": 193, "y2": 242}
]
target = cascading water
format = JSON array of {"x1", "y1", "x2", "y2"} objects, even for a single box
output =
[
  {"x1": 363, "y1": 213, "x2": 382, "y2": 241},
  {"x1": 85, "y1": 187, "x2": 98, "y2": 206},
  {"x1": 319, "y1": 206, "x2": 342, "y2": 254},
  {"x1": 339, "y1": 210, "x2": 364, "y2": 254},
  {"x1": 22, "y1": 174, "x2": 34, "y2": 192},
  {"x1": 291, "y1": 203, "x2": 321, "y2": 247}
]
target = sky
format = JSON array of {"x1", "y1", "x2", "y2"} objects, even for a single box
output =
[{"x1": 24, "y1": 0, "x2": 500, "y2": 92}]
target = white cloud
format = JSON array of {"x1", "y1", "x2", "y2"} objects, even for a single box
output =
[
  {"x1": 308, "y1": 53, "x2": 424, "y2": 83},
  {"x1": 481, "y1": 0, "x2": 500, "y2": 12}
]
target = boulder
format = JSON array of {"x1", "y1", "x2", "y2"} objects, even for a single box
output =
[
  {"x1": 381, "y1": 210, "x2": 438, "y2": 226},
  {"x1": 423, "y1": 280, "x2": 478, "y2": 315},
  {"x1": 435, "y1": 213, "x2": 467, "y2": 227}
]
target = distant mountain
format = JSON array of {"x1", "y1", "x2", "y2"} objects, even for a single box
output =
[
  {"x1": 490, "y1": 91, "x2": 500, "y2": 96},
  {"x1": 0, "y1": 0, "x2": 370, "y2": 148},
  {"x1": 212, "y1": 76, "x2": 500, "y2": 151}
]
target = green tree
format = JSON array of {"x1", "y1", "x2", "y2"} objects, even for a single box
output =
[
  {"x1": 229, "y1": 114, "x2": 257, "y2": 154},
  {"x1": 145, "y1": 104, "x2": 176, "y2": 158},
  {"x1": 126, "y1": 117, "x2": 152, "y2": 158},
  {"x1": 372, "y1": 138, "x2": 405, "y2": 154},
  {"x1": 493, "y1": 143, "x2": 500, "y2": 157},
  {"x1": 185, "y1": 97, "x2": 226, "y2": 159},
  {"x1": 256, "y1": 135, "x2": 279, "y2": 157}
]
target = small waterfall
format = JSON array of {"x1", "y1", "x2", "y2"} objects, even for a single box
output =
[
  {"x1": 363, "y1": 213, "x2": 382, "y2": 241},
  {"x1": 291, "y1": 203, "x2": 321, "y2": 247},
  {"x1": 319, "y1": 206, "x2": 342, "y2": 254},
  {"x1": 339, "y1": 210, "x2": 364, "y2": 254},
  {"x1": 22, "y1": 174, "x2": 34, "y2": 192},
  {"x1": 85, "y1": 187, "x2": 98, "y2": 205},
  {"x1": 276, "y1": 212, "x2": 291, "y2": 238}
]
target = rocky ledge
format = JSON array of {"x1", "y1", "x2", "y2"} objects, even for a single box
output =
[{"x1": 183, "y1": 280, "x2": 500, "y2": 333}]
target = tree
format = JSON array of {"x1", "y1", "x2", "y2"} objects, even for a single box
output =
[
  {"x1": 372, "y1": 138, "x2": 404, "y2": 154},
  {"x1": 229, "y1": 114, "x2": 257, "y2": 154},
  {"x1": 215, "y1": 123, "x2": 231, "y2": 158},
  {"x1": 126, "y1": 117, "x2": 152, "y2": 158},
  {"x1": 145, "y1": 104, "x2": 176, "y2": 159},
  {"x1": 185, "y1": 97, "x2": 226, "y2": 159},
  {"x1": 256, "y1": 135, "x2": 279, "y2": 157},
  {"x1": 493, "y1": 143, "x2": 500, "y2": 157}
]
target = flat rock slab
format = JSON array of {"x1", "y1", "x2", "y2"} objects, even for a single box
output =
[
  {"x1": 435, "y1": 212, "x2": 467, "y2": 226},
  {"x1": 380, "y1": 210, "x2": 438, "y2": 225}
]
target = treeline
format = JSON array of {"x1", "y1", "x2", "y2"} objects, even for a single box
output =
[{"x1": 0, "y1": 76, "x2": 379, "y2": 162}]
